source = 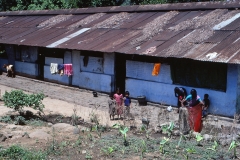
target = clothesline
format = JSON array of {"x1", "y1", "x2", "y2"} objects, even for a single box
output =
[{"x1": 50, "y1": 63, "x2": 73, "y2": 76}]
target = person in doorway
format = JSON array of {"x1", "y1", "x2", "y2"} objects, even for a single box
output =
[
  {"x1": 3, "y1": 64, "x2": 15, "y2": 78},
  {"x1": 108, "y1": 93, "x2": 116, "y2": 120},
  {"x1": 202, "y1": 94, "x2": 210, "y2": 118},
  {"x1": 113, "y1": 88, "x2": 123, "y2": 119},
  {"x1": 123, "y1": 91, "x2": 131, "y2": 120},
  {"x1": 174, "y1": 87, "x2": 187, "y2": 113}
]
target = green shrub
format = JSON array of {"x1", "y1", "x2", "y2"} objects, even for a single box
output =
[
  {"x1": 2, "y1": 90, "x2": 45, "y2": 113},
  {"x1": 0, "y1": 145, "x2": 46, "y2": 160},
  {"x1": 0, "y1": 115, "x2": 12, "y2": 123}
]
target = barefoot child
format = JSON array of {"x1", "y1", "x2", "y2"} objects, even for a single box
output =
[
  {"x1": 108, "y1": 93, "x2": 116, "y2": 120},
  {"x1": 114, "y1": 88, "x2": 123, "y2": 119},
  {"x1": 123, "y1": 91, "x2": 131, "y2": 119}
]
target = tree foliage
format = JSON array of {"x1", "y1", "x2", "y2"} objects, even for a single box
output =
[
  {"x1": 2, "y1": 90, "x2": 45, "y2": 113},
  {"x1": 0, "y1": 0, "x2": 219, "y2": 12}
]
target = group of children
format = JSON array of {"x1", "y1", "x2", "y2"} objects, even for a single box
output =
[
  {"x1": 108, "y1": 88, "x2": 131, "y2": 120},
  {"x1": 174, "y1": 87, "x2": 210, "y2": 118}
]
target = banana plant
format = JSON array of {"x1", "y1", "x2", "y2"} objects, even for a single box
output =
[
  {"x1": 161, "y1": 122, "x2": 174, "y2": 137},
  {"x1": 195, "y1": 133, "x2": 203, "y2": 146},
  {"x1": 207, "y1": 141, "x2": 218, "y2": 151},
  {"x1": 120, "y1": 127, "x2": 129, "y2": 146},
  {"x1": 228, "y1": 140, "x2": 239, "y2": 158},
  {"x1": 159, "y1": 137, "x2": 169, "y2": 154}
]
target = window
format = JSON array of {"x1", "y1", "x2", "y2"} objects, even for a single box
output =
[
  {"x1": 0, "y1": 44, "x2": 7, "y2": 58},
  {"x1": 170, "y1": 59, "x2": 227, "y2": 91}
]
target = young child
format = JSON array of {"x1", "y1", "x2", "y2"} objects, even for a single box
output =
[
  {"x1": 108, "y1": 93, "x2": 116, "y2": 120},
  {"x1": 114, "y1": 88, "x2": 123, "y2": 119},
  {"x1": 202, "y1": 94, "x2": 210, "y2": 118},
  {"x1": 123, "y1": 91, "x2": 131, "y2": 119}
]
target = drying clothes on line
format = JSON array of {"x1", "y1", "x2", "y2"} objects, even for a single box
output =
[
  {"x1": 58, "y1": 64, "x2": 64, "y2": 70},
  {"x1": 64, "y1": 64, "x2": 73, "y2": 76},
  {"x1": 57, "y1": 64, "x2": 64, "y2": 76},
  {"x1": 152, "y1": 63, "x2": 161, "y2": 76},
  {"x1": 50, "y1": 63, "x2": 58, "y2": 74}
]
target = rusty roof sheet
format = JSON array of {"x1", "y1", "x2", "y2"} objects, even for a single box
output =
[
  {"x1": 56, "y1": 28, "x2": 109, "y2": 49},
  {"x1": 1, "y1": 2, "x2": 240, "y2": 63}
]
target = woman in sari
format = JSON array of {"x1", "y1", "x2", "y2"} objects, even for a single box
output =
[{"x1": 181, "y1": 89, "x2": 203, "y2": 132}]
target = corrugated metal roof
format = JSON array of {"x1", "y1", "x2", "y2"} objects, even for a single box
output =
[{"x1": 1, "y1": 2, "x2": 240, "y2": 63}]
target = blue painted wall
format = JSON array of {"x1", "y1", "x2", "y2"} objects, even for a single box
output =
[
  {"x1": 0, "y1": 59, "x2": 8, "y2": 72},
  {"x1": 126, "y1": 61, "x2": 172, "y2": 84},
  {"x1": 78, "y1": 72, "x2": 112, "y2": 92},
  {"x1": 4, "y1": 46, "x2": 38, "y2": 76},
  {"x1": 126, "y1": 61, "x2": 237, "y2": 117},
  {"x1": 236, "y1": 65, "x2": 240, "y2": 114},
  {"x1": 72, "y1": 51, "x2": 114, "y2": 92},
  {"x1": 104, "y1": 53, "x2": 115, "y2": 75},
  {"x1": 80, "y1": 56, "x2": 103, "y2": 73},
  {"x1": 15, "y1": 61, "x2": 38, "y2": 76},
  {"x1": 72, "y1": 50, "x2": 81, "y2": 86},
  {"x1": 44, "y1": 57, "x2": 71, "y2": 85}
]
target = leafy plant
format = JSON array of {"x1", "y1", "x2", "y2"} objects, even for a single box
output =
[
  {"x1": 183, "y1": 147, "x2": 196, "y2": 160},
  {"x1": 14, "y1": 116, "x2": 26, "y2": 125},
  {"x1": 140, "y1": 124, "x2": 147, "y2": 132},
  {"x1": 228, "y1": 140, "x2": 239, "y2": 158},
  {"x1": 112, "y1": 123, "x2": 124, "y2": 130},
  {"x1": 161, "y1": 121, "x2": 174, "y2": 136},
  {"x1": 101, "y1": 146, "x2": 114, "y2": 156},
  {"x1": 177, "y1": 134, "x2": 186, "y2": 148},
  {"x1": 0, "y1": 115, "x2": 12, "y2": 123},
  {"x1": 140, "y1": 140, "x2": 147, "y2": 159},
  {"x1": 120, "y1": 127, "x2": 129, "y2": 146},
  {"x1": 159, "y1": 137, "x2": 169, "y2": 154},
  {"x1": 0, "y1": 145, "x2": 46, "y2": 159},
  {"x1": 207, "y1": 141, "x2": 218, "y2": 151},
  {"x1": 195, "y1": 133, "x2": 203, "y2": 146},
  {"x1": 85, "y1": 152, "x2": 93, "y2": 159},
  {"x1": 2, "y1": 90, "x2": 45, "y2": 114},
  {"x1": 71, "y1": 106, "x2": 79, "y2": 126}
]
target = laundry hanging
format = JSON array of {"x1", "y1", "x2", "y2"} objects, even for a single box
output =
[
  {"x1": 64, "y1": 64, "x2": 73, "y2": 76},
  {"x1": 57, "y1": 64, "x2": 64, "y2": 76},
  {"x1": 152, "y1": 63, "x2": 161, "y2": 76},
  {"x1": 50, "y1": 63, "x2": 58, "y2": 74}
]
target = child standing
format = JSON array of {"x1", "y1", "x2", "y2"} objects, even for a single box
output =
[
  {"x1": 123, "y1": 91, "x2": 131, "y2": 119},
  {"x1": 202, "y1": 94, "x2": 210, "y2": 118},
  {"x1": 114, "y1": 88, "x2": 123, "y2": 119},
  {"x1": 108, "y1": 93, "x2": 116, "y2": 120}
]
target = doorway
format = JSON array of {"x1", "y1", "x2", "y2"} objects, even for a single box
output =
[
  {"x1": 115, "y1": 53, "x2": 126, "y2": 94},
  {"x1": 37, "y1": 47, "x2": 45, "y2": 80}
]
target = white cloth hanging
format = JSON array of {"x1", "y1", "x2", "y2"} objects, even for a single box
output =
[{"x1": 50, "y1": 63, "x2": 58, "y2": 74}]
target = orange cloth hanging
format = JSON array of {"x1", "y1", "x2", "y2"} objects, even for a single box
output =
[{"x1": 152, "y1": 63, "x2": 161, "y2": 76}]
